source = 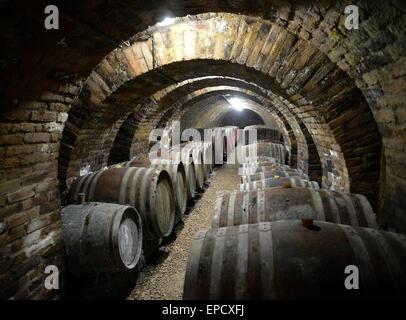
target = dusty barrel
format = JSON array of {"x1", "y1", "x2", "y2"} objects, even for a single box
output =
[
  {"x1": 184, "y1": 220, "x2": 406, "y2": 299},
  {"x1": 182, "y1": 144, "x2": 205, "y2": 189},
  {"x1": 211, "y1": 188, "x2": 378, "y2": 229},
  {"x1": 191, "y1": 141, "x2": 213, "y2": 177},
  {"x1": 240, "y1": 177, "x2": 320, "y2": 191},
  {"x1": 239, "y1": 165, "x2": 302, "y2": 176},
  {"x1": 61, "y1": 202, "x2": 143, "y2": 276},
  {"x1": 241, "y1": 170, "x2": 309, "y2": 183},
  {"x1": 169, "y1": 147, "x2": 197, "y2": 200},
  {"x1": 117, "y1": 158, "x2": 187, "y2": 220},
  {"x1": 237, "y1": 142, "x2": 287, "y2": 164},
  {"x1": 244, "y1": 125, "x2": 282, "y2": 144},
  {"x1": 67, "y1": 167, "x2": 175, "y2": 239},
  {"x1": 187, "y1": 142, "x2": 211, "y2": 181}
]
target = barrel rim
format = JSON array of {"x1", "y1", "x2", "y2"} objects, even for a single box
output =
[
  {"x1": 61, "y1": 202, "x2": 143, "y2": 275},
  {"x1": 111, "y1": 204, "x2": 143, "y2": 270},
  {"x1": 150, "y1": 169, "x2": 176, "y2": 238},
  {"x1": 174, "y1": 161, "x2": 187, "y2": 217},
  {"x1": 186, "y1": 161, "x2": 197, "y2": 199}
]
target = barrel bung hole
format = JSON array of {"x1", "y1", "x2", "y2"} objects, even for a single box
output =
[{"x1": 301, "y1": 219, "x2": 321, "y2": 231}]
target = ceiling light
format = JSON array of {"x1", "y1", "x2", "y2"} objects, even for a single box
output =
[
  {"x1": 229, "y1": 97, "x2": 245, "y2": 112},
  {"x1": 157, "y1": 17, "x2": 175, "y2": 27}
]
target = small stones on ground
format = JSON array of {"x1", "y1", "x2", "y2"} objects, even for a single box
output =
[{"x1": 127, "y1": 165, "x2": 240, "y2": 300}]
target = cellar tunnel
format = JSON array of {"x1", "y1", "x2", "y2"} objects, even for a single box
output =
[{"x1": 0, "y1": 0, "x2": 405, "y2": 300}]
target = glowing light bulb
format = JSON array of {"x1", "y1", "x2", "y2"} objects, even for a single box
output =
[
  {"x1": 229, "y1": 97, "x2": 245, "y2": 112},
  {"x1": 157, "y1": 17, "x2": 175, "y2": 27}
]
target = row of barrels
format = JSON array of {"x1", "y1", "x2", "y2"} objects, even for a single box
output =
[
  {"x1": 61, "y1": 140, "x2": 216, "y2": 277},
  {"x1": 236, "y1": 141, "x2": 288, "y2": 165},
  {"x1": 184, "y1": 141, "x2": 406, "y2": 299},
  {"x1": 152, "y1": 126, "x2": 238, "y2": 165}
]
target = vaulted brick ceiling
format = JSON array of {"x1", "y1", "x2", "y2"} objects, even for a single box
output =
[{"x1": 59, "y1": 13, "x2": 382, "y2": 212}]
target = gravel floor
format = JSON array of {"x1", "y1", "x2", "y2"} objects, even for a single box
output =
[{"x1": 127, "y1": 165, "x2": 240, "y2": 300}]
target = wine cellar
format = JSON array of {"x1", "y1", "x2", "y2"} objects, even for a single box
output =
[{"x1": 0, "y1": 0, "x2": 405, "y2": 300}]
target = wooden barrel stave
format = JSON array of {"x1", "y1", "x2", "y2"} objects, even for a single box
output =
[
  {"x1": 239, "y1": 166, "x2": 303, "y2": 176},
  {"x1": 61, "y1": 202, "x2": 143, "y2": 276},
  {"x1": 211, "y1": 188, "x2": 378, "y2": 229},
  {"x1": 67, "y1": 167, "x2": 175, "y2": 240},
  {"x1": 192, "y1": 141, "x2": 213, "y2": 177},
  {"x1": 117, "y1": 158, "x2": 187, "y2": 221},
  {"x1": 174, "y1": 144, "x2": 205, "y2": 190},
  {"x1": 169, "y1": 148, "x2": 197, "y2": 199},
  {"x1": 240, "y1": 177, "x2": 320, "y2": 191}
]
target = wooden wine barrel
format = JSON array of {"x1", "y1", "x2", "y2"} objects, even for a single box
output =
[
  {"x1": 169, "y1": 147, "x2": 197, "y2": 200},
  {"x1": 240, "y1": 177, "x2": 320, "y2": 191},
  {"x1": 239, "y1": 166, "x2": 303, "y2": 176},
  {"x1": 67, "y1": 167, "x2": 175, "y2": 240},
  {"x1": 241, "y1": 170, "x2": 309, "y2": 183},
  {"x1": 191, "y1": 141, "x2": 213, "y2": 178},
  {"x1": 211, "y1": 188, "x2": 378, "y2": 229},
  {"x1": 115, "y1": 158, "x2": 187, "y2": 221},
  {"x1": 237, "y1": 142, "x2": 286, "y2": 164},
  {"x1": 182, "y1": 144, "x2": 205, "y2": 189},
  {"x1": 184, "y1": 220, "x2": 406, "y2": 299},
  {"x1": 61, "y1": 202, "x2": 143, "y2": 276},
  {"x1": 185, "y1": 142, "x2": 210, "y2": 181},
  {"x1": 210, "y1": 127, "x2": 229, "y2": 165},
  {"x1": 212, "y1": 127, "x2": 228, "y2": 163}
]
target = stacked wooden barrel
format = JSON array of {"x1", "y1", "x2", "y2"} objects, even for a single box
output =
[
  {"x1": 111, "y1": 158, "x2": 187, "y2": 222},
  {"x1": 61, "y1": 132, "x2": 220, "y2": 277},
  {"x1": 67, "y1": 167, "x2": 176, "y2": 240},
  {"x1": 184, "y1": 140, "x2": 406, "y2": 299}
]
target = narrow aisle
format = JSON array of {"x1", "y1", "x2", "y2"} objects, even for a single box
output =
[{"x1": 127, "y1": 165, "x2": 240, "y2": 300}]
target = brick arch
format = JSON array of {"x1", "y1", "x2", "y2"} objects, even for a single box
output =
[
  {"x1": 154, "y1": 87, "x2": 302, "y2": 168},
  {"x1": 153, "y1": 86, "x2": 316, "y2": 181},
  {"x1": 63, "y1": 53, "x2": 364, "y2": 188},
  {"x1": 106, "y1": 87, "x2": 294, "y2": 172},
  {"x1": 62, "y1": 66, "x2": 378, "y2": 202},
  {"x1": 125, "y1": 76, "x2": 297, "y2": 168},
  {"x1": 168, "y1": 94, "x2": 295, "y2": 167},
  {"x1": 59, "y1": 13, "x2": 382, "y2": 204}
]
